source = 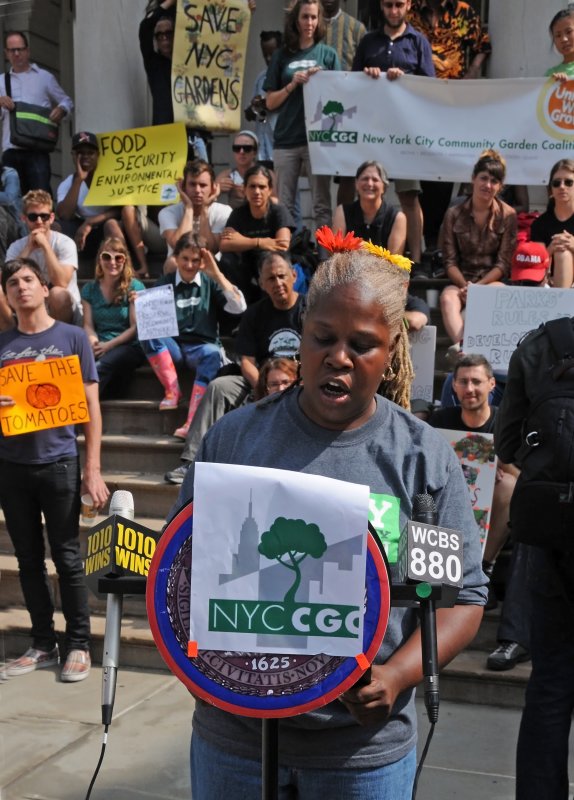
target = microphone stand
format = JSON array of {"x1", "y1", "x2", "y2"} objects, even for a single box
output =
[
  {"x1": 98, "y1": 576, "x2": 146, "y2": 725},
  {"x1": 261, "y1": 719, "x2": 279, "y2": 800}
]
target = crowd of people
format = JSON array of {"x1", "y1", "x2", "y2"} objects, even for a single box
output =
[{"x1": 0, "y1": 1, "x2": 573, "y2": 797}]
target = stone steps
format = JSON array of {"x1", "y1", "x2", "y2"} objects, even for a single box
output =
[
  {"x1": 80, "y1": 434, "x2": 185, "y2": 474},
  {"x1": 0, "y1": 288, "x2": 522, "y2": 708},
  {"x1": 0, "y1": 599, "x2": 529, "y2": 708}
]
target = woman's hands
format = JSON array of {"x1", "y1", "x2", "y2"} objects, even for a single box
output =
[{"x1": 339, "y1": 663, "x2": 403, "y2": 725}]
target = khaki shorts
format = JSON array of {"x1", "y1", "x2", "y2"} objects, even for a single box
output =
[{"x1": 393, "y1": 179, "x2": 421, "y2": 194}]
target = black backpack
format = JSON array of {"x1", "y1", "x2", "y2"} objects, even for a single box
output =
[{"x1": 509, "y1": 317, "x2": 574, "y2": 551}]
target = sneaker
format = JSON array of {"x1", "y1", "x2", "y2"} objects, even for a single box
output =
[
  {"x1": 411, "y1": 262, "x2": 432, "y2": 280},
  {"x1": 5, "y1": 645, "x2": 60, "y2": 677},
  {"x1": 164, "y1": 462, "x2": 190, "y2": 485},
  {"x1": 486, "y1": 641, "x2": 530, "y2": 671},
  {"x1": 60, "y1": 649, "x2": 91, "y2": 683}
]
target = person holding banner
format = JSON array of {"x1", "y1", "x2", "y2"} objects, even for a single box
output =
[
  {"x1": 264, "y1": 0, "x2": 339, "y2": 231},
  {"x1": 547, "y1": 6, "x2": 574, "y2": 82},
  {"x1": 351, "y1": 0, "x2": 435, "y2": 267},
  {"x1": 178, "y1": 230, "x2": 486, "y2": 798},
  {"x1": 81, "y1": 238, "x2": 146, "y2": 398},
  {"x1": 0, "y1": 257, "x2": 109, "y2": 682},
  {"x1": 439, "y1": 149, "x2": 516, "y2": 350},
  {"x1": 138, "y1": 0, "x2": 208, "y2": 162},
  {"x1": 143, "y1": 233, "x2": 246, "y2": 437},
  {"x1": 530, "y1": 159, "x2": 574, "y2": 289},
  {"x1": 56, "y1": 132, "x2": 151, "y2": 278}
]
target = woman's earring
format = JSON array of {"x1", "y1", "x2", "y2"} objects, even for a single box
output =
[{"x1": 382, "y1": 366, "x2": 396, "y2": 381}]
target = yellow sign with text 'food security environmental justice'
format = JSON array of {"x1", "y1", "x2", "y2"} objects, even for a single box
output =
[{"x1": 84, "y1": 123, "x2": 187, "y2": 206}]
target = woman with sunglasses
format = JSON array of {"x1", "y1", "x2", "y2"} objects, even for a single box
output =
[
  {"x1": 81, "y1": 238, "x2": 145, "y2": 398},
  {"x1": 215, "y1": 131, "x2": 266, "y2": 210},
  {"x1": 530, "y1": 160, "x2": 574, "y2": 288},
  {"x1": 220, "y1": 164, "x2": 293, "y2": 304},
  {"x1": 264, "y1": 0, "x2": 339, "y2": 230},
  {"x1": 440, "y1": 149, "x2": 517, "y2": 350}
]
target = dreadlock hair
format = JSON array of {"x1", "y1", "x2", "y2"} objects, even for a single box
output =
[{"x1": 305, "y1": 249, "x2": 414, "y2": 410}]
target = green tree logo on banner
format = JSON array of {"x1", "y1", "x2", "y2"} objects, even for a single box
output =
[
  {"x1": 322, "y1": 100, "x2": 345, "y2": 131},
  {"x1": 259, "y1": 517, "x2": 327, "y2": 605}
]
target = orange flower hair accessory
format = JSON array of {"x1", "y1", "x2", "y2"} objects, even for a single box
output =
[
  {"x1": 315, "y1": 225, "x2": 363, "y2": 254},
  {"x1": 362, "y1": 240, "x2": 413, "y2": 273}
]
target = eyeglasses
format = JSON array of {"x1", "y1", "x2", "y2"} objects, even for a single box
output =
[
  {"x1": 551, "y1": 178, "x2": 574, "y2": 188},
  {"x1": 267, "y1": 379, "x2": 292, "y2": 391},
  {"x1": 232, "y1": 144, "x2": 256, "y2": 153},
  {"x1": 6, "y1": 47, "x2": 27, "y2": 54},
  {"x1": 100, "y1": 252, "x2": 126, "y2": 264},
  {"x1": 26, "y1": 212, "x2": 51, "y2": 222},
  {"x1": 153, "y1": 30, "x2": 173, "y2": 40},
  {"x1": 453, "y1": 378, "x2": 489, "y2": 387}
]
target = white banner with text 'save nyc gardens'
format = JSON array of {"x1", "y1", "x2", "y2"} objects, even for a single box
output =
[
  {"x1": 304, "y1": 73, "x2": 574, "y2": 183},
  {"x1": 190, "y1": 463, "x2": 370, "y2": 657},
  {"x1": 463, "y1": 285, "x2": 574, "y2": 373}
]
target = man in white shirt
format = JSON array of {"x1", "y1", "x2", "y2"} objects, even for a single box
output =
[
  {"x1": 159, "y1": 159, "x2": 232, "y2": 273},
  {"x1": 3, "y1": 189, "x2": 81, "y2": 327},
  {"x1": 0, "y1": 31, "x2": 73, "y2": 194}
]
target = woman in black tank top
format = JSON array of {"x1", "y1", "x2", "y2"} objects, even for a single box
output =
[{"x1": 332, "y1": 160, "x2": 406, "y2": 253}]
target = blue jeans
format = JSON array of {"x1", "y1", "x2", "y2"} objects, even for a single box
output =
[
  {"x1": 142, "y1": 337, "x2": 223, "y2": 385},
  {"x1": 2, "y1": 148, "x2": 51, "y2": 195},
  {"x1": 0, "y1": 457, "x2": 90, "y2": 652},
  {"x1": 516, "y1": 581, "x2": 574, "y2": 799},
  {"x1": 96, "y1": 342, "x2": 145, "y2": 398},
  {"x1": 190, "y1": 733, "x2": 416, "y2": 800}
]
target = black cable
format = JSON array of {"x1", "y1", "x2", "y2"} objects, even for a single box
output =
[
  {"x1": 85, "y1": 724, "x2": 109, "y2": 800},
  {"x1": 411, "y1": 722, "x2": 435, "y2": 800}
]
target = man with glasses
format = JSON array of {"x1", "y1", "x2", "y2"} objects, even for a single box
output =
[
  {"x1": 0, "y1": 31, "x2": 73, "y2": 194},
  {"x1": 352, "y1": 0, "x2": 434, "y2": 269},
  {"x1": 1, "y1": 189, "x2": 81, "y2": 328}
]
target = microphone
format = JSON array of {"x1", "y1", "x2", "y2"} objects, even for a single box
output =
[
  {"x1": 101, "y1": 490, "x2": 134, "y2": 726},
  {"x1": 412, "y1": 493, "x2": 440, "y2": 724}
]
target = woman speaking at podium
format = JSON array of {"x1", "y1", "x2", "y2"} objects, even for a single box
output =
[{"x1": 177, "y1": 229, "x2": 487, "y2": 798}]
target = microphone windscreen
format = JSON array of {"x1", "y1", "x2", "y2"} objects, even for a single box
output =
[
  {"x1": 413, "y1": 493, "x2": 437, "y2": 517},
  {"x1": 109, "y1": 490, "x2": 135, "y2": 520}
]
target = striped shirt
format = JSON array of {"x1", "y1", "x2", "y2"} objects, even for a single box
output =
[{"x1": 324, "y1": 10, "x2": 366, "y2": 71}]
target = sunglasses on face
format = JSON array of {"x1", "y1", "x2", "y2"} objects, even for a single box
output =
[
  {"x1": 26, "y1": 212, "x2": 51, "y2": 222},
  {"x1": 6, "y1": 47, "x2": 27, "y2": 54},
  {"x1": 551, "y1": 178, "x2": 574, "y2": 188},
  {"x1": 100, "y1": 252, "x2": 126, "y2": 264},
  {"x1": 154, "y1": 30, "x2": 173, "y2": 40},
  {"x1": 232, "y1": 144, "x2": 256, "y2": 153}
]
